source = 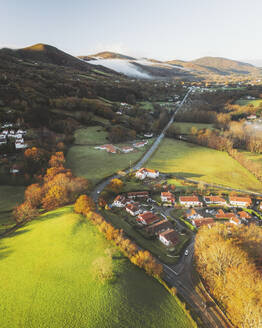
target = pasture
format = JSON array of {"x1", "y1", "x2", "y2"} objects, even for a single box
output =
[
  {"x1": 0, "y1": 206, "x2": 194, "y2": 328},
  {"x1": 146, "y1": 138, "x2": 262, "y2": 192}
]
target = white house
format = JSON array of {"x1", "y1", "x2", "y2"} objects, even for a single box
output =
[
  {"x1": 229, "y1": 196, "x2": 252, "y2": 207},
  {"x1": 135, "y1": 168, "x2": 159, "y2": 180},
  {"x1": 204, "y1": 196, "x2": 227, "y2": 206},
  {"x1": 179, "y1": 196, "x2": 203, "y2": 207},
  {"x1": 133, "y1": 141, "x2": 148, "y2": 148},
  {"x1": 230, "y1": 217, "x2": 242, "y2": 225},
  {"x1": 186, "y1": 208, "x2": 203, "y2": 220},
  {"x1": 113, "y1": 195, "x2": 127, "y2": 207},
  {"x1": 121, "y1": 146, "x2": 134, "y2": 153},
  {"x1": 159, "y1": 229, "x2": 178, "y2": 246},
  {"x1": 161, "y1": 192, "x2": 175, "y2": 204},
  {"x1": 125, "y1": 203, "x2": 141, "y2": 216}
]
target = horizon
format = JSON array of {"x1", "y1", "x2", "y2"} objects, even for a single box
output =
[{"x1": 1, "y1": 0, "x2": 262, "y2": 64}]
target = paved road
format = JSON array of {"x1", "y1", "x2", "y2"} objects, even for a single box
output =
[{"x1": 91, "y1": 88, "x2": 231, "y2": 327}]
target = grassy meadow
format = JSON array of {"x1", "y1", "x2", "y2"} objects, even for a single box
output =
[
  {"x1": 0, "y1": 206, "x2": 194, "y2": 328},
  {"x1": 0, "y1": 186, "x2": 25, "y2": 234},
  {"x1": 172, "y1": 122, "x2": 214, "y2": 134},
  {"x1": 73, "y1": 126, "x2": 108, "y2": 145},
  {"x1": 235, "y1": 98, "x2": 262, "y2": 107},
  {"x1": 66, "y1": 139, "x2": 154, "y2": 185},
  {"x1": 147, "y1": 138, "x2": 262, "y2": 192}
]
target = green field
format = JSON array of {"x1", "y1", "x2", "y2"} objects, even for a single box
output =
[
  {"x1": 0, "y1": 185, "x2": 25, "y2": 234},
  {"x1": 235, "y1": 98, "x2": 262, "y2": 107},
  {"x1": 67, "y1": 140, "x2": 153, "y2": 184},
  {"x1": 0, "y1": 206, "x2": 193, "y2": 328},
  {"x1": 74, "y1": 126, "x2": 108, "y2": 145},
  {"x1": 147, "y1": 138, "x2": 262, "y2": 192},
  {"x1": 138, "y1": 101, "x2": 154, "y2": 110},
  {"x1": 172, "y1": 122, "x2": 214, "y2": 134}
]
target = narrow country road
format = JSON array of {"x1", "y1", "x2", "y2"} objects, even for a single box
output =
[{"x1": 91, "y1": 88, "x2": 231, "y2": 327}]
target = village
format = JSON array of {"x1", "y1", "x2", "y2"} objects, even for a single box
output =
[{"x1": 107, "y1": 167, "x2": 262, "y2": 259}]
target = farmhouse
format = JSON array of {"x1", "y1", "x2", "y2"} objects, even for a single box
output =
[
  {"x1": 137, "y1": 212, "x2": 160, "y2": 225},
  {"x1": 121, "y1": 146, "x2": 134, "y2": 153},
  {"x1": 158, "y1": 229, "x2": 178, "y2": 247},
  {"x1": 113, "y1": 195, "x2": 127, "y2": 207},
  {"x1": 179, "y1": 196, "x2": 202, "y2": 207},
  {"x1": 161, "y1": 191, "x2": 175, "y2": 204},
  {"x1": 95, "y1": 144, "x2": 117, "y2": 154},
  {"x1": 146, "y1": 220, "x2": 173, "y2": 235},
  {"x1": 135, "y1": 168, "x2": 159, "y2": 180},
  {"x1": 144, "y1": 133, "x2": 153, "y2": 138},
  {"x1": 186, "y1": 208, "x2": 203, "y2": 220},
  {"x1": 229, "y1": 196, "x2": 252, "y2": 207},
  {"x1": 133, "y1": 141, "x2": 148, "y2": 148},
  {"x1": 125, "y1": 203, "x2": 141, "y2": 216},
  {"x1": 192, "y1": 217, "x2": 215, "y2": 228},
  {"x1": 204, "y1": 196, "x2": 227, "y2": 206},
  {"x1": 127, "y1": 191, "x2": 149, "y2": 200}
]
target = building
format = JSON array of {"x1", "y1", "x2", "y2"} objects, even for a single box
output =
[
  {"x1": 133, "y1": 141, "x2": 148, "y2": 148},
  {"x1": 146, "y1": 220, "x2": 173, "y2": 235},
  {"x1": 186, "y1": 208, "x2": 203, "y2": 220},
  {"x1": 121, "y1": 146, "x2": 134, "y2": 153},
  {"x1": 161, "y1": 192, "x2": 175, "y2": 204},
  {"x1": 230, "y1": 217, "x2": 242, "y2": 225},
  {"x1": 238, "y1": 211, "x2": 251, "y2": 220},
  {"x1": 179, "y1": 196, "x2": 203, "y2": 207},
  {"x1": 135, "y1": 168, "x2": 159, "y2": 180},
  {"x1": 229, "y1": 196, "x2": 252, "y2": 207},
  {"x1": 216, "y1": 209, "x2": 237, "y2": 220},
  {"x1": 159, "y1": 229, "x2": 178, "y2": 246},
  {"x1": 204, "y1": 196, "x2": 227, "y2": 206},
  {"x1": 144, "y1": 133, "x2": 153, "y2": 138},
  {"x1": 191, "y1": 217, "x2": 215, "y2": 228},
  {"x1": 125, "y1": 203, "x2": 141, "y2": 216},
  {"x1": 94, "y1": 144, "x2": 117, "y2": 154},
  {"x1": 113, "y1": 195, "x2": 127, "y2": 207},
  {"x1": 127, "y1": 191, "x2": 149, "y2": 200},
  {"x1": 137, "y1": 212, "x2": 160, "y2": 225}
]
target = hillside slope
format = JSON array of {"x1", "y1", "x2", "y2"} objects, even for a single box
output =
[{"x1": 0, "y1": 206, "x2": 193, "y2": 328}]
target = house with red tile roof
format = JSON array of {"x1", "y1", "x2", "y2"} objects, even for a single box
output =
[
  {"x1": 133, "y1": 140, "x2": 148, "y2": 148},
  {"x1": 186, "y1": 208, "x2": 203, "y2": 220},
  {"x1": 215, "y1": 209, "x2": 237, "y2": 220},
  {"x1": 127, "y1": 191, "x2": 149, "y2": 200},
  {"x1": 146, "y1": 220, "x2": 173, "y2": 235},
  {"x1": 192, "y1": 217, "x2": 215, "y2": 228},
  {"x1": 230, "y1": 216, "x2": 242, "y2": 225},
  {"x1": 161, "y1": 191, "x2": 175, "y2": 204},
  {"x1": 229, "y1": 196, "x2": 252, "y2": 207},
  {"x1": 135, "y1": 168, "x2": 159, "y2": 180},
  {"x1": 238, "y1": 211, "x2": 251, "y2": 220},
  {"x1": 159, "y1": 229, "x2": 178, "y2": 246},
  {"x1": 94, "y1": 144, "x2": 117, "y2": 153},
  {"x1": 113, "y1": 195, "x2": 127, "y2": 207},
  {"x1": 137, "y1": 212, "x2": 160, "y2": 225},
  {"x1": 179, "y1": 196, "x2": 203, "y2": 207},
  {"x1": 125, "y1": 203, "x2": 141, "y2": 216},
  {"x1": 204, "y1": 196, "x2": 227, "y2": 206},
  {"x1": 121, "y1": 146, "x2": 134, "y2": 153}
]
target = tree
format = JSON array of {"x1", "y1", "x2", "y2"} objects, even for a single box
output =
[
  {"x1": 108, "y1": 178, "x2": 123, "y2": 193},
  {"x1": 74, "y1": 195, "x2": 95, "y2": 215},
  {"x1": 48, "y1": 152, "x2": 65, "y2": 168},
  {"x1": 42, "y1": 185, "x2": 68, "y2": 211},
  {"x1": 25, "y1": 183, "x2": 43, "y2": 208},
  {"x1": 13, "y1": 202, "x2": 39, "y2": 223}
]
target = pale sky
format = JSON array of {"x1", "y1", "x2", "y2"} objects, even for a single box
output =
[{"x1": 1, "y1": 0, "x2": 262, "y2": 62}]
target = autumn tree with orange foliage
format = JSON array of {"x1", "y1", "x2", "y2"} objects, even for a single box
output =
[
  {"x1": 74, "y1": 195, "x2": 95, "y2": 215},
  {"x1": 13, "y1": 202, "x2": 39, "y2": 223},
  {"x1": 24, "y1": 147, "x2": 49, "y2": 174},
  {"x1": 42, "y1": 185, "x2": 68, "y2": 211},
  {"x1": 48, "y1": 152, "x2": 65, "y2": 168},
  {"x1": 107, "y1": 178, "x2": 123, "y2": 193},
  {"x1": 25, "y1": 183, "x2": 43, "y2": 208}
]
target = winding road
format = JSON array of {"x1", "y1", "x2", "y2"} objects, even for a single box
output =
[{"x1": 91, "y1": 88, "x2": 232, "y2": 327}]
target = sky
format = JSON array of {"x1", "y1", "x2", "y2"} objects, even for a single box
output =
[{"x1": 1, "y1": 0, "x2": 262, "y2": 63}]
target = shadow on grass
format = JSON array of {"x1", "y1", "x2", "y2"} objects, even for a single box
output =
[{"x1": 0, "y1": 244, "x2": 13, "y2": 260}]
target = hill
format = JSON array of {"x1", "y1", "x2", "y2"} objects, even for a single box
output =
[
  {"x1": 167, "y1": 56, "x2": 262, "y2": 76},
  {"x1": 83, "y1": 51, "x2": 136, "y2": 60},
  {"x1": 0, "y1": 206, "x2": 194, "y2": 328}
]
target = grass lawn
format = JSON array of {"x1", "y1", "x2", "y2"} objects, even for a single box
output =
[
  {"x1": 0, "y1": 206, "x2": 194, "y2": 328},
  {"x1": 0, "y1": 185, "x2": 25, "y2": 234},
  {"x1": 66, "y1": 140, "x2": 154, "y2": 185},
  {"x1": 240, "y1": 150, "x2": 262, "y2": 169},
  {"x1": 74, "y1": 126, "x2": 108, "y2": 145},
  {"x1": 235, "y1": 98, "x2": 262, "y2": 107},
  {"x1": 138, "y1": 101, "x2": 154, "y2": 110},
  {"x1": 172, "y1": 122, "x2": 214, "y2": 134},
  {"x1": 146, "y1": 138, "x2": 262, "y2": 192}
]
